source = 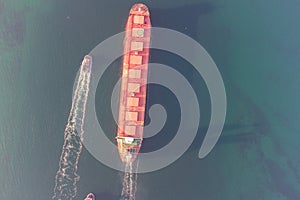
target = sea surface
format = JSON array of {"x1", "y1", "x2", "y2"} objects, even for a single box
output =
[{"x1": 0, "y1": 0, "x2": 300, "y2": 199}]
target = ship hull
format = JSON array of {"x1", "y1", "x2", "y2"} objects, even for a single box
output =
[{"x1": 116, "y1": 4, "x2": 151, "y2": 163}]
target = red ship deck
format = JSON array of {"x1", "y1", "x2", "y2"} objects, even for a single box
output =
[{"x1": 116, "y1": 4, "x2": 151, "y2": 163}]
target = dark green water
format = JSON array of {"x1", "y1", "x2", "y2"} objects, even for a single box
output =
[{"x1": 1, "y1": 0, "x2": 300, "y2": 199}]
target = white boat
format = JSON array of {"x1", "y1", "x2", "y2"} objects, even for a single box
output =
[{"x1": 84, "y1": 193, "x2": 95, "y2": 200}]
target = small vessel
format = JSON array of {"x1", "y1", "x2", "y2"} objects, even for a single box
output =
[
  {"x1": 116, "y1": 3, "x2": 151, "y2": 163},
  {"x1": 84, "y1": 193, "x2": 95, "y2": 200},
  {"x1": 81, "y1": 55, "x2": 92, "y2": 72}
]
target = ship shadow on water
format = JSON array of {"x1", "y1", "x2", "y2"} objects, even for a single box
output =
[
  {"x1": 151, "y1": 2, "x2": 216, "y2": 39},
  {"x1": 140, "y1": 2, "x2": 269, "y2": 155}
]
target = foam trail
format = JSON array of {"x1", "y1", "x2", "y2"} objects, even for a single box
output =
[
  {"x1": 120, "y1": 158, "x2": 139, "y2": 200},
  {"x1": 53, "y1": 56, "x2": 92, "y2": 200}
]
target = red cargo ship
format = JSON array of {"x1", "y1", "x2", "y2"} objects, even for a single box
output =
[{"x1": 116, "y1": 3, "x2": 151, "y2": 163}]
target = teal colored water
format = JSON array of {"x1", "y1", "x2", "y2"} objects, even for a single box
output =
[{"x1": 0, "y1": 0, "x2": 299, "y2": 199}]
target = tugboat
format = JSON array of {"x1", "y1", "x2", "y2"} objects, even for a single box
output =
[
  {"x1": 82, "y1": 55, "x2": 92, "y2": 72},
  {"x1": 84, "y1": 193, "x2": 95, "y2": 200}
]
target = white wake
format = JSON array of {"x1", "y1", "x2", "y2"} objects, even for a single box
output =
[
  {"x1": 53, "y1": 57, "x2": 91, "y2": 200},
  {"x1": 120, "y1": 158, "x2": 139, "y2": 200}
]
